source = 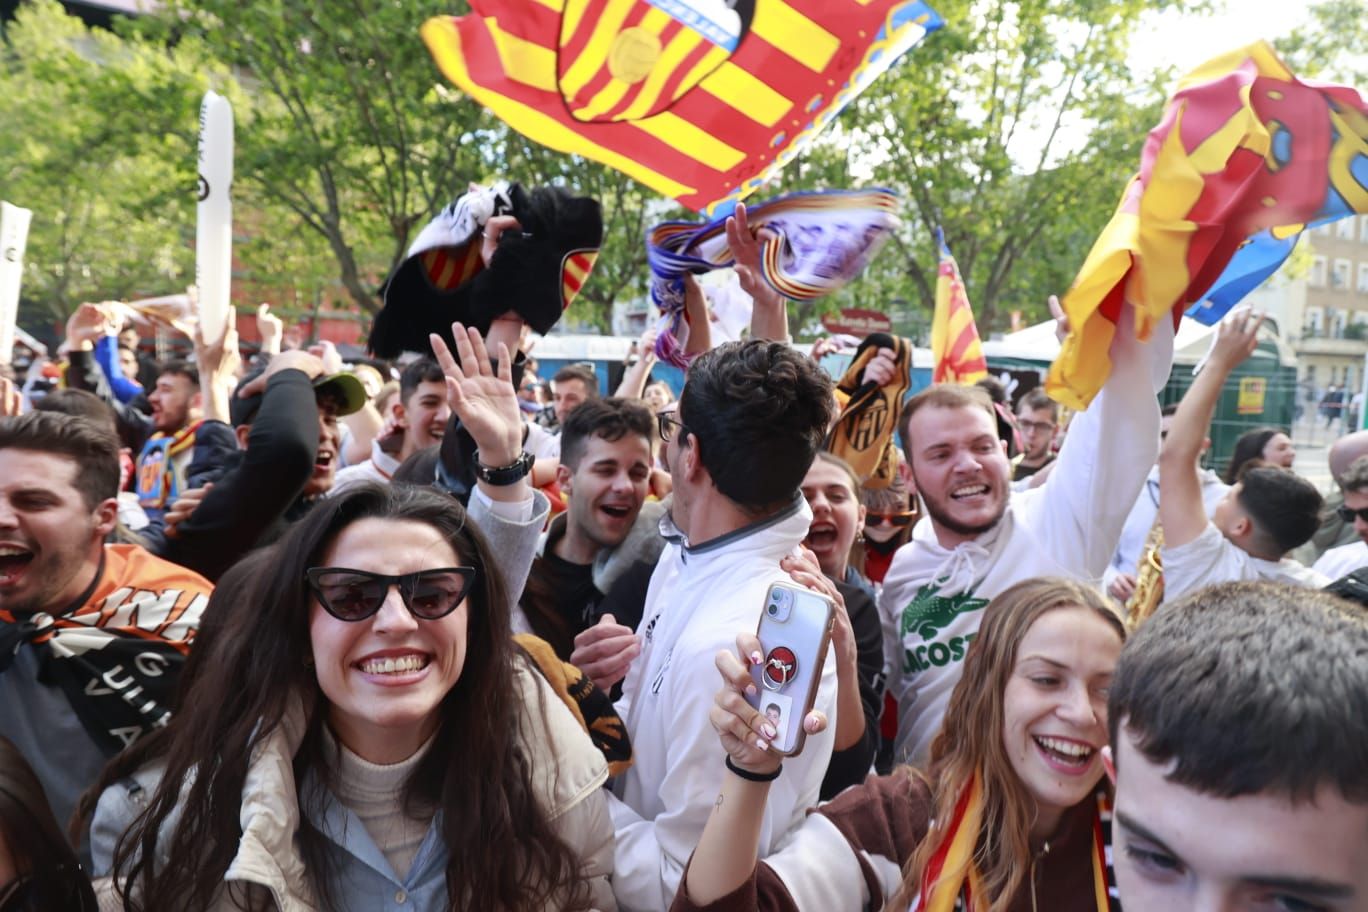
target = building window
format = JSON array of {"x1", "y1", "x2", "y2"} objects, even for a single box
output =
[
  {"x1": 1312, "y1": 256, "x2": 1328, "y2": 287},
  {"x1": 1307, "y1": 306, "x2": 1324, "y2": 334},
  {"x1": 1333, "y1": 259, "x2": 1352, "y2": 290},
  {"x1": 1360, "y1": 264, "x2": 1368, "y2": 294},
  {"x1": 1361, "y1": 215, "x2": 1368, "y2": 244},
  {"x1": 1339, "y1": 219, "x2": 1357, "y2": 240}
]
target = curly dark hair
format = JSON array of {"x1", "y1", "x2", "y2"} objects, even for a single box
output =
[
  {"x1": 679, "y1": 340, "x2": 834, "y2": 513},
  {"x1": 96, "y1": 484, "x2": 587, "y2": 910}
]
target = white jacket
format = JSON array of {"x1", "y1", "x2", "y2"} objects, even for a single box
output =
[
  {"x1": 608, "y1": 495, "x2": 838, "y2": 912},
  {"x1": 92, "y1": 661, "x2": 616, "y2": 911},
  {"x1": 879, "y1": 309, "x2": 1174, "y2": 766}
]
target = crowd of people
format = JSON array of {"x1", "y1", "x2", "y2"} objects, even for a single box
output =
[{"x1": 1, "y1": 212, "x2": 1367, "y2": 912}]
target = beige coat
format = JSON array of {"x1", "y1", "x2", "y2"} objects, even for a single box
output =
[{"x1": 93, "y1": 661, "x2": 616, "y2": 911}]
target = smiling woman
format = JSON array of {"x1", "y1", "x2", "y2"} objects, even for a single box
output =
[
  {"x1": 83, "y1": 484, "x2": 616, "y2": 911},
  {"x1": 675, "y1": 577, "x2": 1126, "y2": 912}
]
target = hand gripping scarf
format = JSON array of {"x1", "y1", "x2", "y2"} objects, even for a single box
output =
[
  {"x1": 917, "y1": 771, "x2": 1112, "y2": 912},
  {"x1": 0, "y1": 545, "x2": 209, "y2": 755},
  {"x1": 646, "y1": 188, "x2": 901, "y2": 366},
  {"x1": 826, "y1": 332, "x2": 912, "y2": 489},
  {"x1": 370, "y1": 182, "x2": 603, "y2": 358}
]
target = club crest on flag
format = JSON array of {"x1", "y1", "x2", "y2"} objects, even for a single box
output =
[
  {"x1": 561, "y1": 248, "x2": 599, "y2": 309},
  {"x1": 557, "y1": 0, "x2": 753, "y2": 123}
]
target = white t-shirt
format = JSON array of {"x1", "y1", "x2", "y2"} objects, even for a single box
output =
[
  {"x1": 1164, "y1": 523, "x2": 1328, "y2": 601},
  {"x1": 1312, "y1": 539, "x2": 1368, "y2": 581},
  {"x1": 524, "y1": 421, "x2": 561, "y2": 460}
]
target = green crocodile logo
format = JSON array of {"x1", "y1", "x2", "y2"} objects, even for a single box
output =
[{"x1": 900, "y1": 584, "x2": 988, "y2": 641}]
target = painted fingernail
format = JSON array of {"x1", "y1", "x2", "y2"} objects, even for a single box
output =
[
  {"x1": 750, "y1": 651, "x2": 763, "y2": 665},
  {"x1": 755, "y1": 738, "x2": 769, "y2": 751},
  {"x1": 745, "y1": 683, "x2": 757, "y2": 697},
  {"x1": 762, "y1": 723, "x2": 777, "y2": 740}
]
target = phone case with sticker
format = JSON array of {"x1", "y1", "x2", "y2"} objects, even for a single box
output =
[{"x1": 747, "y1": 582, "x2": 834, "y2": 757}]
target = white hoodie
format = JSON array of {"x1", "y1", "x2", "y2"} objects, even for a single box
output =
[
  {"x1": 608, "y1": 495, "x2": 838, "y2": 912},
  {"x1": 879, "y1": 309, "x2": 1173, "y2": 766}
]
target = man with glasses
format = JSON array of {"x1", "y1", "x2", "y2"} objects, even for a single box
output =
[
  {"x1": 1313, "y1": 455, "x2": 1368, "y2": 579},
  {"x1": 1010, "y1": 387, "x2": 1058, "y2": 482},
  {"x1": 601, "y1": 339, "x2": 840, "y2": 911}
]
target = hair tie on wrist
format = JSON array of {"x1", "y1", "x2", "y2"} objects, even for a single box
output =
[{"x1": 726, "y1": 755, "x2": 781, "y2": 782}]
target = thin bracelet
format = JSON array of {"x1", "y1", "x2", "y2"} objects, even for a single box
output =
[{"x1": 725, "y1": 756, "x2": 781, "y2": 783}]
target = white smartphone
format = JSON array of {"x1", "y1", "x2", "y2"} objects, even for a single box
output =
[{"x1": 747, "y1": 582, "x2": 835, "y2": 757}]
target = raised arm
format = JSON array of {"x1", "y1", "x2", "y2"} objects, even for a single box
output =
[
  {"x1": 194, "y1": 306, "x2": 241, "y2": 425},
  {"x1": 1021, "y1": 295, "x2": 1175, "y2": 577},
  {"x1": 617, "y1": 328, "x2": 660, "y2": 398},
  {"x1": 1159, "y1": 310, "x2": 1264, "y2": 549},
  {"x1": 728, "y1": 204, "x2": 788, "y2": 343}
]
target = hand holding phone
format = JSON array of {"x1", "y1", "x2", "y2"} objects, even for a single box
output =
[{"x1": 746, "y1": 583, "x2": 834, "y2": 757}]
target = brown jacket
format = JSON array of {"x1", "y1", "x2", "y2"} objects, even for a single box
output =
[{"x1": 671, "y1": 768, "x2": 1116, "y2": 912}]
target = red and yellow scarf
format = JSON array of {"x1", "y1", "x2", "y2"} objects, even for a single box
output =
[{"x1": 918, "y1": 771, "x2": 1110, "y2": 912}]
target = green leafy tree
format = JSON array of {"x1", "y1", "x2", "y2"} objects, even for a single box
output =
[
  {"x1": 145, "y1": 0, "x2": 490, "y2": 315},
  {"x1": 0, "y1": 0, "x2": 224, "y2": 322},
  {"x1": 799, "y1": 0, "x2": 1191, "y2": 333}
]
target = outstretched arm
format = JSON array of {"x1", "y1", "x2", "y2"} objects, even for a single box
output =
[
  {"x1": 1160, "y1": 310, "x2": 1264, "y2": 549},
  {"x1": 728, "y1": 204, "x2": 788, "y2": 343}
]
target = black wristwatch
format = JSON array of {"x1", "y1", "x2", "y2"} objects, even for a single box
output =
[{"x1": 472, "y1": 449, "x2": 534, "y2": 486}]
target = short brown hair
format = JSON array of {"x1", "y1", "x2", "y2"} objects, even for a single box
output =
[
  {"x1": 0, "y1": 411, "x2": 120, "y2": 509},
  {"x1": 899, "y1": 384, "x2": 995, "y2": 461}
]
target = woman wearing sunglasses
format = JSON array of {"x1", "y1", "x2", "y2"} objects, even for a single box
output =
[
  {"x1": 675, "y1": 577, "x2": 1122, "y2": 912},
  {"x1": 860, "y1": 464, "x2": 917, "y2": 587},
  {"x1": 86, "y1": 484, "x2": 616, "y2": 911},
  {"x1": 797, "y1": 452, "x2": 885, "y2": 799}
]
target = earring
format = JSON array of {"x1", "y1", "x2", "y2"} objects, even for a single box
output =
[{"x1": 856, "y1": 531, "x2": 865, "y2": 544}]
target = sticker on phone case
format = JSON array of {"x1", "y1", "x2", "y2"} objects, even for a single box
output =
[{"x1": 762, "y1": 646, "x2": 797, "y2": 691}]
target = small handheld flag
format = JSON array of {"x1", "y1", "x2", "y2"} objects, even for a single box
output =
[{"x1": 931, "y1": 228, "x2": 987, "y2": 385}]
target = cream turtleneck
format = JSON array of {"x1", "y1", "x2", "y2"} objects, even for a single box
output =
[{"x1": 322, "y1": 728, "x2": 438, "y2": 881}]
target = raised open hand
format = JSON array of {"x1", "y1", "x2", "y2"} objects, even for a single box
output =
[{"x1": 430, "y1": 322, "x2": 522, "y2": 466}]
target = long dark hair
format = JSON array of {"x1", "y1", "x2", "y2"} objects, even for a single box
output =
[
  {"x1": 98, "y1": 483, "x2": 585, "y2": 910},
  {"x1": 0, "y1": 737, "x2": 97, "y2": 911},
  {"x1": 1222, "y1": 426, "x2": 1283, "y2": 484}
]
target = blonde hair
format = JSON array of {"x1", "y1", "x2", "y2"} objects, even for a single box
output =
[{"x1": 889, "y1": 577, "x2": 1125, "y2": 911}]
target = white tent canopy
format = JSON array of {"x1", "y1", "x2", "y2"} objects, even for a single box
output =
[{"x1": 983, "y1": 316, "x2": 1295, "y2": 368}]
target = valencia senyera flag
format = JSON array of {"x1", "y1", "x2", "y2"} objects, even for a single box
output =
[{"x1": 421, "y1": 0, "x2": 942, "y2": 215}]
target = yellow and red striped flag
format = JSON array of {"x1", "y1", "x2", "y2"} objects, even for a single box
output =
[
  {"x1": 931, "y1": 228, "x2": 987, "y2": 385},
  {"x1": 421, "y1": 0, "x2": 942, "y2": 215},
  {"x1": 1047, "y1": 41, "x2": 1368, "y2": 409}
]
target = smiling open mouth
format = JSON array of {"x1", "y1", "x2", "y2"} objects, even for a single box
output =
[
  {"x1": 600, "y1": 504, "x2": 631, "y2": 519},
  {"x1": 950, "y1": 484, "x2": 989, "y2": 500},
  {"x1": 357, "y1": 654, "x2": 431, "y2": 675},
  {"x1": 0, "y1": 546, "x2": 34, "y2": 585},
  {"x1": 1034, "y1": 735, "x2": 1095, "y2": 769}
]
